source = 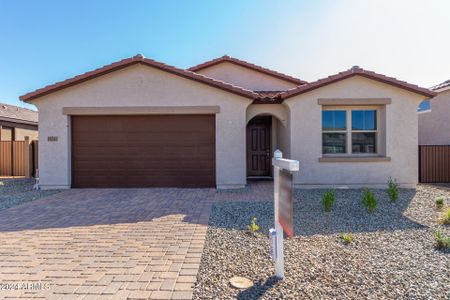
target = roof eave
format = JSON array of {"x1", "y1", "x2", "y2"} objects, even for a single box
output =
[
  {"x1": 188, "y1": 55, "x2": 307, "y2": 85},
  {"x1": 139, "y1": 59, "x2": 258, "y2": 100},
  {"x1": 356, "y1": 73, "x2": 436, "y2": 98},
  {"x1": 281, "y1": 71, "x2": 436, "y2": 100},
  {"x1": 0, "y1": 116, "x2": 38, "y2": 126},
  {"x1": 20, "y1": 59, "x2": 139, "y2": 102},
  {"x1": 20, "y1": 55, "x2": 259, "y2": 102},
  {"x1": 432, "y1": 85, "x2": 450, "y2": 94}
]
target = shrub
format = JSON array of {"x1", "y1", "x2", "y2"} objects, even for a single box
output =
[
  {"x1": 441, "y1": 209, "x2": 450, "y2": 225},
  {"x1": 362, "y1": 188, "x2": 377, "y2": 213},
  {"x1": 322, "y1": 190, "x2": 336, "y2": 212},
  {"x1": 434, "y1": 230, "x2": 450, "y2": 249},
  {"x1": 435, "y1": 196, "x2": 445, "y2": 209},
  {"x1": 247, "y1": 217, "x2": 260, "y2": 233},
  {"x1": 387, "y1": 177, "x2": 399, "y2": 203},
  {"x1": 339, "y1": 232, "x2": 354, "y2": 244}
]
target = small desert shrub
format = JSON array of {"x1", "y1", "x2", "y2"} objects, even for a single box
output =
[
  {"x1": 434, "y1": 230, "x2": 450, "y2": 249},
  {"x1": 435, "y1": 196, "x2": 445, "y2": 209},
  {"x1": 339, "y1": 232, "x2": 354, "y2": 244},
  {"x1": 386, "y1": 177, "x2": 399, "y2": 203},
  {"x1": 247, "y1": 217, "x2": 260, "y2": 233},
  {"x1": 362, "y1": 188, "x2": 377, "y2": 213},
  {"x1": 441, "y1": 209, "x2": 450, "y2": 225},
  {"x1": 322, "y1": 190, "x2": 336, "y2": 212}
]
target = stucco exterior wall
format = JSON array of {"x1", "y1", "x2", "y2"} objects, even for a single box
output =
[
  {"x1": 0, "y1": 123, "x2": 38, "y2": 141},
  {"x1": 29, "y1": 64, "x2": 425, "y2": 189},
  {"x1": 286, "y1": 76, "x2": 424, "y2": 188},
  {"x1": 246, "y1": 104, "x2": 289, "y2": 127},
  {"x1": 418, "y1": 89, "x2": 450, "y2": 145},
  {"x1": 277, "y1": 119, "x2": 290, "y2": 158},
  {"x1": 195, "y1": 62, "x2": 298, "y2": 91},
  {"x1": 31, "y1": 64, "x2": 250, "y2": 189},
  {"x1": 14, "y1": 127, "x2": 39, "y2": 141},
  {"x1": 0, "y1": 127, "x2": 12, "y2": 141}
]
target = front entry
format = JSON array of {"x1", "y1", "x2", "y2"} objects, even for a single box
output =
[{"x1": 247, "y1": 116, "x2": 271, "y2": 177}]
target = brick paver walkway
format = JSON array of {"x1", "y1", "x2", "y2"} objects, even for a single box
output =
[{"x1": 0, "y1": 187, "x2": 224, "y2": 300}]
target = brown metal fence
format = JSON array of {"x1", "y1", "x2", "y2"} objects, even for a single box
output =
[
  {"x1": 0, "y1": 139, "x2": 38, "y2": 177},
  {"x1": 419, "y1": 145, "x2": 450, "y2": 183},
  {"x1": 32, "y1": 140, "x2": 38, "y2": 177},
  {"x1": 0, "y1": 142, "x2": 13, "y2": 176}
]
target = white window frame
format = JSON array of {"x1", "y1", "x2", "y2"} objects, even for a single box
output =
[{"x1": 322, "y1": 105, "x2": 380, "y2": 157}]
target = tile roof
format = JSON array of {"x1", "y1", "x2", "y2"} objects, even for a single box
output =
[
  {"x1": 20, "y1": 56, "x2": 435, "y2": 105},
  {"x1": 252, "y1": 91, "x2": 284, "y2": 104},
  {"x1": 20, "y1": 54, "x2": 260, "y2": 102},
  {"x1": 256, "y1": 91, "x2": 284, "y2": 99},
  {"x1": 431, "y1": 79, "x2": 450, "y2": 91},
  {"x1": 0, "y1": 103, "x2": 38, "y2": 125},
  {"x1": 188, "y1": 55, "x2": 307, "y2": 85},
  {"x1": 280, "y1": 66, "x2": 436, "y2": 99}
]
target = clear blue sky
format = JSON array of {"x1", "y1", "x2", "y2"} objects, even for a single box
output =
[{"x1": 1, "y1": 0, "x2": 449, "y2": 110}]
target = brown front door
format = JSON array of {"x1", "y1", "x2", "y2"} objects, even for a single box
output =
[
  {"x1": 247, "y1": 116, "x2": 271, "y2": 177},
  {"x1": 71, "y1": 115, "x2": 215, "y2": 188}
]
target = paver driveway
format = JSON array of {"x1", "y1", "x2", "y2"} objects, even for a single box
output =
[{"x1": 0, "y1": 188, "x2": 219, "y2": 300}]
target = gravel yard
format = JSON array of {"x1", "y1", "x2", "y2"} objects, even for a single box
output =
[
  {"x1": 193, "y1": 185, "x2": 450, "y2": 299},
  {"x1": 0, "y1": 178, "x2": 61, "y2": 211}
]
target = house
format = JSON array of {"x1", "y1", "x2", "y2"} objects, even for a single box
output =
[
  {"x1": 418, "y1": 80, "x2": 450, "y2": 145},
  {"x1": 0, "y1": 103, "x2": 38, "y2": 141},
  {"x1": 19, "y1": 54, "x2": 435, "y2": 189}
]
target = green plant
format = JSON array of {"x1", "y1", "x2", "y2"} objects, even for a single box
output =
[
  {"x1": 247, "y1": 217, "x2": 260, "y2": 233},
  {"x1": 322, "y1": 190, "x2": 336, "y2": 212},
  {"x1": 339, "y1": 232, "x2": 354, "y2": 244},
  {"x1": 441, "y1": 208, "x2": 450, "y2": 225},
  {"x1": 435, "y1": 196, "x2": 445, "y2": 209},
  {"x1": 362, "y1": 188, "x2": 377, "y2": 213},
  {"x1": 386, "y1": 177, "x2": 399, "y2": 203},
  {"x1": 433, "y1": 230, "x2": 450, "y2": 249}
]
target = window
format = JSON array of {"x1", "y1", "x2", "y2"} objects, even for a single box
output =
[
  {"x1": 418, "y1": 99, "x2": 430, "y2": 112},
  {"x1": 322, "y1": 108, "x2": 379, "y2": 156},
  {"x1": 322, "y1": 110, "x2": 346, "y2": 154},
  {"x1": 351, "y1": 110, "x2": 376, "y2": 154}
]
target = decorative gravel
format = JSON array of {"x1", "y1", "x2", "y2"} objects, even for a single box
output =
[
  {"x1": 0, "y1": 178, "x2": 61, "y2": 211},
  {"x1": 193, "y1": 185, "x2": 450, "y2": 299}
]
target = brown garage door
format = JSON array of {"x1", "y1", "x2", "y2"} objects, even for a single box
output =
[{"x1": 71, "y1": 115, "x2": 215, "y2": 188}]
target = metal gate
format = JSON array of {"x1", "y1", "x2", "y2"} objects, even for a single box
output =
[
  {"x1": 0, "y1": 139, "x2": 38, "y2": 177},
  {"x1": 419, "y1": 145, "x2": 450, "y2": 183}
]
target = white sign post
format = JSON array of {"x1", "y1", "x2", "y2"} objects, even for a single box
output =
[{"x1": 272, "y1": 149, "x2": 299, "y2": 279}]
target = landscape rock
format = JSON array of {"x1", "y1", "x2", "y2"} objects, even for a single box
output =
[
  {"x1": 193, "y1": 185, "x2": 450, "y2": 299},
  {"x1": 0, "y1": 178, "x2": 61, "y2": 211}
]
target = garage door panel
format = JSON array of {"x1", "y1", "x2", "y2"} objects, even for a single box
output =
[
  {"x1": 76, "y1": 134, "x2": 214, "y2": 144},
  {"x1": 73, "y1": 153, "x2": 214, "y2": 164},
  {"x1": 73, "y1": 175, "x2": 214, "y2": 188},
  {"x1": 73, "y1": 139, "x2": 215, "y2": 148},
  {"x1": 71, "y1": 115, "x2": 215, "y2": 187},
  {"x1": 73, "y1": 147, "x2": 214, "y2": 158},
  {"x1": 73, "y1": 163, "x2": 214, "y2": 174},
  {"x1": 73, "y1": 170, "x2": 214, "y2": 178}
]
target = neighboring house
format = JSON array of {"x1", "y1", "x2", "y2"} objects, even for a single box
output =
[
  {"x1": 418, "y1": 80, "x2": 450, "y2": 145},
  {"x1": 20, "y1": 54, "x2": 435, "y2": 189},
  {"x1": 0, "y1": 103, "x2": 38, "y2": 141}
]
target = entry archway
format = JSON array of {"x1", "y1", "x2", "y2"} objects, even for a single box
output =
[
  {"x1": 246, "y1": 110, "x2": 289, "y2": 178},
  {"x1": 247, "y1": 115, "x2": 272, "y2": 177}
]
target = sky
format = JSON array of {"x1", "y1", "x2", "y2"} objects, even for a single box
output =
[{"x1": 1, "y1": 0, "x2": 449, "y2": 110}]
